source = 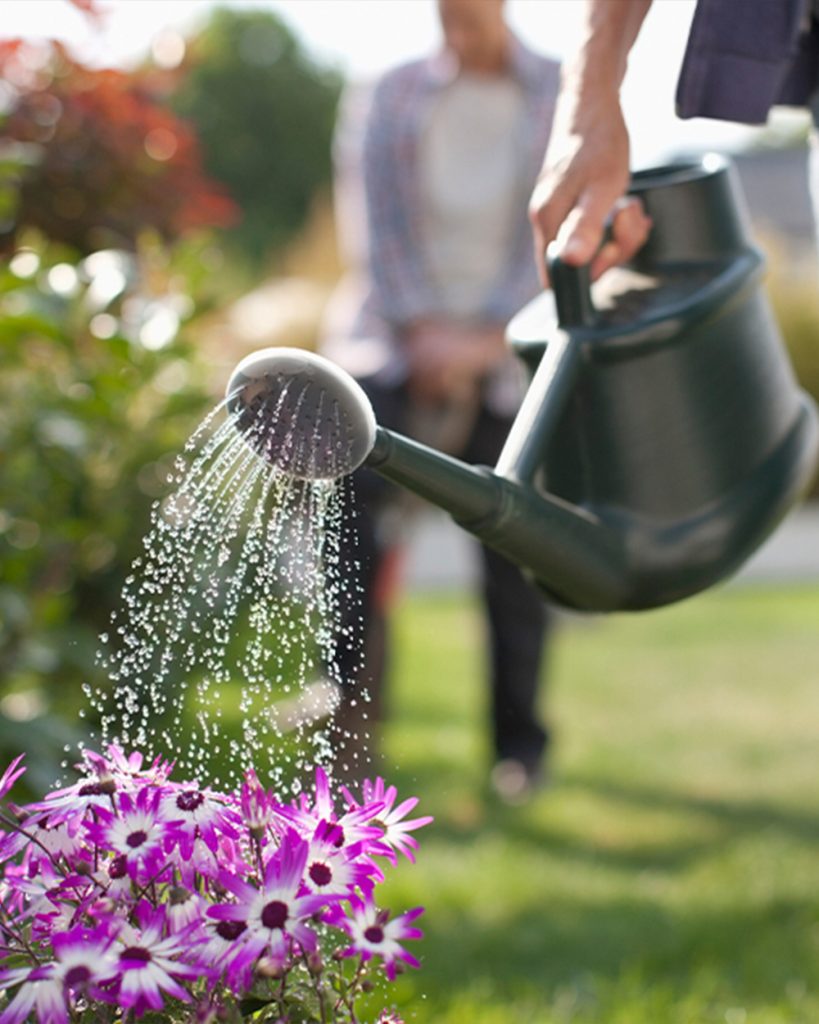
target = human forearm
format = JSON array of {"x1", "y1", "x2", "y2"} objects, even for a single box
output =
[
  {"x1": 529, "y1": 0, "x2": 654, "y2": 283},
  {"x1": 567, "y1": 0, "x2": 654, "y2": 103},
  {"x1": 552, "y1": 0, "x2": 653, "y2": 151}
]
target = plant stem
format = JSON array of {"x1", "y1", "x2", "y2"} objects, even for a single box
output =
[
  {"x1": 0, "y1": 810, "x2": 64, "y2": 873},
  {"x1": 303, "y1": 950, "x2": 328, "y2": 1024},
  {"x1": 132, "y1": 860, "x2": 173, "y2": 903},
  {"x1": 252, "y1": 833, "x2": 264, "y2": 878},
  {"x1": 341, "y1": 957, "x2": 367, "y2": 1024},
  {"x1": 0, "y1": 904, "x2": 43, "y2": 963}
]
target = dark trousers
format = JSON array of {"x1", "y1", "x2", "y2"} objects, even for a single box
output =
[{"x1": 330, "y1": 376, "x2": 552, "y2": 769}]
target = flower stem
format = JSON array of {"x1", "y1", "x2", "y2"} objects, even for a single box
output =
[
  {"x1": 0, "y1": 810, "x2": 64, "y2": 873},
  {"x1": 0, "y1": 904, "x2": 43, "y2": 963},
  {"x1": 340, "y1": 956, "x2": 367, "y2": 1024},
  {"x1": 132, "y1": 860, "x2": 173, "y2": 903},
  {"x1": 303, "y1": 949, "x2": 328, "y2": 1024}
]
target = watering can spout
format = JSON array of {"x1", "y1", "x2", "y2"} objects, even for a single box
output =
[{"x1": 365, "y1": 426, "x2": 629, "y2": 610}]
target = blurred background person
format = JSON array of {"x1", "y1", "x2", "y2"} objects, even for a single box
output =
[{"x1": 321, "y1": 0, "x2": 561, "y2": 802}]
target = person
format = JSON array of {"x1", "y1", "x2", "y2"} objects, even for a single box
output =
[
  {"x1": 529, "y1": 0, "x2": 817, "y2": 285},
  {"x1": 321, "y1": 0, "x2": 561, "y2": 802}
]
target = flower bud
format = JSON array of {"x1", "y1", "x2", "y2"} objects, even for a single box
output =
[
  {"x1": 169, "y1": 885, "x2": 192, "y2": 905},
  {"x1": 98, "y1": 774, "x2": 117, "y2": 796},
  {"x1": 255, "y1": 956, "x2": 285, "y2": 980}
]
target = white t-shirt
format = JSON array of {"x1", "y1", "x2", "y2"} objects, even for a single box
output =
[{"x1": 418, "y1": 72, "x2": 528, "y2": 319}]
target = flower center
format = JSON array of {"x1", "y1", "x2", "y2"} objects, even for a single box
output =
[
  {"x1": 332, "y1": 827, "x2": 345, "y2": 849},
  {"x1": 364, "y1": 925, "x2": 385, "y2": 944},
  {"x1": 109, "y1": 854, "x2": 128, "y2": 879},
  {"x1": 126, "y1": 829, "x2": 148, "y2": 848},
  {"x1": 121, "y1": 946, "x2": 152, "y2": 965},
  {"x1": 309, "y1": 861, "x2": 332, "y2": 887},
  {"x1": 63, "y1": 965, "x2": 91, "y2": 988},
  {"x1": 176, "y1": 790, "x2": 204, "y2": 812},
  {"x1": 261, "y1": 900, "x2": 288, "y2": 930},
  {"x1": 216, "y1": 920, "x2": 247, "y2": 941}
]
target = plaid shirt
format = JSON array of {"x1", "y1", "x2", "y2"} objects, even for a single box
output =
[{"x1": 325, "y1": 36, "x2": 560, "y2": 383}]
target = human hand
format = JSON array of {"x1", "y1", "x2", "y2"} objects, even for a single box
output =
[
  {"x1": 528, "y1": 0, "x2": 655, "y2": 290},
  {"x1": 529, "y1": 91, "x2": 651, "y2": 289}
]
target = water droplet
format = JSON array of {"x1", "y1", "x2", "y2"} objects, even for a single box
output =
[{"x1": 85, "y1": 399, "x2": 365, "y2": 791}]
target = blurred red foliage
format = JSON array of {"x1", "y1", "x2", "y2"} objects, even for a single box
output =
[{"x1": 0, "y1": 39, "x2": 239, "y2": 253}]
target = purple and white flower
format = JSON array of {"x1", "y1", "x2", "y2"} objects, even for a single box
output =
[
  {"x1": 343, "y1": 776, "x2": 434, "y2": 864},
  {"x1": 208, "y1": 830, "x2": 332, "y2": 966},
  {"x1": 0, "y1": 923, "x2": 119, "y2": 1024},
  {"x1": 160, "y1": 783, "x2": 242, "y2": 881},
  {"x1": 0, "y1": 746, "x2": 429, "y2": 1022},
  {"x1": 302, "y1": 819, "x2": 380, "y2": 899},
  {"x1": 84, "y1": 785, "x2": 183, "y2": 880},
  {"x1": 332, "y1": 895, "x2": 424, "y2": 981},
  {"x1": 278, "y1": 766, "x2": 387, "y2": 856},
  {"x1": 111, "y1": 903, "x2": 204, "y2": 1017}
]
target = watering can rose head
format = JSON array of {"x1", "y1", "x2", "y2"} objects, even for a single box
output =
[
  {"x1": 0, "y1": 745, "x2": 431, "y2": 1024},
  {"x1": 226, "y1": 347, "x2": 377, "y2": 481}
]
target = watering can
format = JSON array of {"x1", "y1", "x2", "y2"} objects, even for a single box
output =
[{"x1": 227, "y1": 154, "x2": 819, "y2": 612}]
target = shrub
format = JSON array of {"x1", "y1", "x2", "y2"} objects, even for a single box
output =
[
  {"x1": 0, "y1": 39, "x2": 238, "y2": 255},
  {"x1": 169, "y1": 6, "x2": 342, "y2": 270},
  {"x1": 0, "y1": 230, "x2": 219, "y2": 788}
]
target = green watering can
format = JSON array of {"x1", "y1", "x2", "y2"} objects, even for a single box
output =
[{"x1": 227, "y1": 154, "x2": 819, "y2": 612}]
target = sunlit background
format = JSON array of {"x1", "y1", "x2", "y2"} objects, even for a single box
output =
[
  {"x1": 5, "y1": 0, "x2": 768, "y2": 164},
  {"x1": 2, "y1": 0, "x2": 818, "y2": 771},
  {"x1": 3, "y1": 3, "x2": 819, "y2": 1022}
]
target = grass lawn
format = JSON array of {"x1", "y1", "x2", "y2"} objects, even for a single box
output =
[{"x1": 369, "y1": 583, "x2": 819, "y2": 1024}]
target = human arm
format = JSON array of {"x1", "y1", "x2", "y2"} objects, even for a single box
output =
[{"x1": 528, "y1": 0, "x2": 654, "y2": 286}]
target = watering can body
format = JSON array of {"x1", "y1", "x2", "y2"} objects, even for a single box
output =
[{"x1": 367, "y1": 155, "x2": 819, "y2": 611}]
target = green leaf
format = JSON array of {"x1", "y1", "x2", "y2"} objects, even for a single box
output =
[{"x1": 238, "y1": 996, "x2": 276, "y2": 1016}]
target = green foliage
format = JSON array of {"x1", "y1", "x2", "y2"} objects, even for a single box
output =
[
  {"x1": 0, "y1": 233, "x2": 216, "y2": 786},
  {"x1": 0, "y1": 41, "x2": 255, "y2": 782},
  {"x1": 765, "y1": 257, "x2": 819, "y2": 496},
  {"x1": 376, "y1": 587, "x2": 819, "y2": 1022},
  {"x1": 170, "y1": 6, "x2": 342, "y2": 270},
  {"x1": 768, "y1": 281, "x2": 819, "y2": 410}
]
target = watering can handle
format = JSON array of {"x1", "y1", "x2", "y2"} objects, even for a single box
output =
[
  {"x1": 546, "y1": 244, "x2": 597, "y2": 328},
  {"x1": 496, "y1": 248, "x2": 594, "y2": 484}
]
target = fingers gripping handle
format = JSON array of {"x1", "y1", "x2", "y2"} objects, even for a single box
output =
[{"x1": 546, "y1": 243, "x2": 597, "y2": 328}]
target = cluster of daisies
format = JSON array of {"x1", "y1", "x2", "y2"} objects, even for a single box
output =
[{"x1": 0, "y1": 745, "x2": 432, "y2": 1023}]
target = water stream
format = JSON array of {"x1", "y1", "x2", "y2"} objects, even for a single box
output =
[{"x1": 84, "y1": 392, "x2": 366, "y2": 791}]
